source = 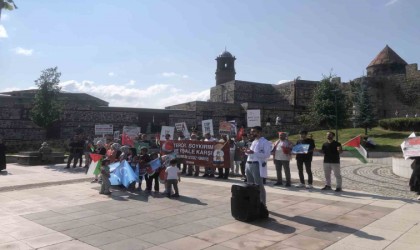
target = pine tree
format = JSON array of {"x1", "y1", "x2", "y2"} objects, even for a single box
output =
[
  {"x1": 352, "y1": 81, "x2": 377, "y2": 135},
  {"x1": 302, "y1": 75, "x2": 348, "y2": 130},
  {"x1": 30, "y1": 67, "x2": 62, "y2": 130}
]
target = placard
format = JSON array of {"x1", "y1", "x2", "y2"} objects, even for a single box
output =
[
  {"x1": 202, "y1": 119, "x2": 214, "y2": 136},
  {"x1": 175, "y1": 122, "x2": 190, "y2": 138},
  {"x1": 160, "y1": 126, "x2": 175, "y2": 141},
  {"x1": 247, "y1": 109, "x2": 261, "y2": 127},
  {"x1": 95, "y1": 124, "x2": 113, "y2": 135}
]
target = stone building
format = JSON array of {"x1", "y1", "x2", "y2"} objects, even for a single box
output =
[
  {"x1": 1, "y1": 45, "x2": 419, "y2": 151},
  {"x1": 352, "y1": 45, "x2": 420, "y2": 118}
]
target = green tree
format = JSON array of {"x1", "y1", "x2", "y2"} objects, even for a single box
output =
[
  {"x1": 351, "y1": 80, "x2": 377, "y2": 135},
  {"x1": 0, "y1": 0, "x2": 17, "y2": 20},
  {"x1": 30, "y1": 67, "x2": 62, "y2": 130},
  {"x1": 301, "y1": 75, "x2": 348, "y2": 131},
  {"x1": 394, "y1": 79, "x2": 420, "y2": 107}
]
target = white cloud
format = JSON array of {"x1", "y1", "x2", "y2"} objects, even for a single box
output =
[
  {"x1": 0, "y1": 25, "x2": 8, "y2": 38},
  {"x1": 59, "y1": 80, "x2": 209, "y2": 109},
  {"x1": 127, "y1": 80, "x2": 136, "y2": 86},
  {"x1": 108, "y1": 72, "x2": 115, "y2": 77},
  {"x1": 1, "y1": 14, "x2": 10, "y2": 21},
  {"x1": 158, "y1": 89, "x2": 210, "y2": 108},
  {"x1": 162, "y1": 72, "x2": 189, "y2": 79},
  {"x1": 277, "y1": 80, "x2": 291, "y2": 84},
  {"x1": 385, "y1": 0, "x2": 399, "y2": 6},
  {"x1": 162, "y1": 72, "x2": 177, "y2": 77},
  {"x1": 14, "y1": 47, "x2": 33, "y2": 56}
]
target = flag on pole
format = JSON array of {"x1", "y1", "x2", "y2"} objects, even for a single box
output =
[
  {"x1": 109, "y1": 160, "x2": 139, "y2": 188},
  {"x1": 87, "y1": 153, "x2": 103, "y2": 175},
  {"x1": 343, "y1": 135, "x2": 368, "y2": 163}
]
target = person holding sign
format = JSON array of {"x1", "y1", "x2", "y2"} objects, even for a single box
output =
[
  {"x1": 294, "y1": 130, "x2": 316, "y2": 189},
  {"x1": 272, "y1": 132, "x2": 294, "y2": 187}
]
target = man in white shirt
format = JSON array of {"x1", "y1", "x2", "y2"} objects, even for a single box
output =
[{"x1": 244, "y1": 126, "x2": 272, "y2": 205}]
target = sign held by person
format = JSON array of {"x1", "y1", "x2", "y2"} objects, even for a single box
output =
[
  {"x1": 95, "y1": 124, "x2": 113, "y2": 135},
  {"x1": 202, "y1": 119, "x2": 214, "y2": 136},
  {"x1": 247, "y1": 109, "x2": 261, "y2": 127},
  {"x1": 175, "y1": 122, "x2": 190, "y2": 139}
]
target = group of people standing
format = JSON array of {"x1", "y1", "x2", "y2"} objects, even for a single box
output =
[
  {"x1": 241, "y1": 127, "x2": 344, "y2": 210},
  {"x1": 85, "y1": 138, "x2": 180, "y2": 197},
  {"x1": 271, "y1": 130, "x2": 343, "y2": 192}
]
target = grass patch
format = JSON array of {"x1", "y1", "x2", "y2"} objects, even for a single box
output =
[{"x1": 284, "y1": 127, "x2": 414, "y2": 152}]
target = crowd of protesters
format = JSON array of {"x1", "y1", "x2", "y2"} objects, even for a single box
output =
[{"x1": 61, "y1": 126, "x2": 420, "y2": 202}]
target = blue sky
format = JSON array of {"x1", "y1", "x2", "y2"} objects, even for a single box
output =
[{"x1": 1, "y1": 0, "x2": 419, "y2": 108}]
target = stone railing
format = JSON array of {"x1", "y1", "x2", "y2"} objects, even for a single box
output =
[
  {"x1": 10, "y1": 151, "x2": 66, "y2": 166},
  {"x1": 392, "y1": 157, "x2": 414, "y2": 179}
]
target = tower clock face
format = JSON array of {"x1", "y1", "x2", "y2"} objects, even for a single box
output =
[{"x1": 225, "y1": 63, "x2": 228, "y2": 68}]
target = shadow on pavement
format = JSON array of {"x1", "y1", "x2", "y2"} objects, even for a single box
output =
[
  {"x1": 250, "y1": 217, "x2": 297, "y2": 235},
  {"x1": 44, "y1": 164, "x2": 88, "y2": 174},
  {"x1": 269, "y1": 211, "x2": 385, "y2": 241},
  {"x1": 268, "y1": 182, "x2": 419, "y2": 204},
  {"x1": 177, "y1": 195, "x2": 208, "y2": 205}
]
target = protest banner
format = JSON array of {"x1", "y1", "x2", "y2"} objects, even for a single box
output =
[
  {"x1": 175, "y1": 122, "x2": 190, "y2": 138},
  {"x1": 122, "y1": 126, "x2": 141, "y2": 147},
  {"x1": 95, "y1": 124, "x2": 113, "y2": 135},
  {"x1": 219, "y1": 121, "x2": 231, "y2": 135},
  {"x1": 202, "y1": 119, "x2": 214, "y2": 136},
  {"x1": 401, "y1": 136, "x2": 420, "y2": 159},
  {"x1": 160, "y1": 126, "x2": 175, "y2": 141},
  {"x1": 247, "y1": 109, "x2": 261, "y2": 127},
  {"x1": 173, "y1": 140, "x2": 230, "y2": 168}
]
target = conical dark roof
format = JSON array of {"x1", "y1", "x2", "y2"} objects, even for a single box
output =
[{"x1": 367, "y1": 45, "x2": 407, "y2": 68}]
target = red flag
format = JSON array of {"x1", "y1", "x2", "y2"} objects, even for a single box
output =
[
  {"x1": 236, "y1": 127, "x2": 244, "y2": 141},
  {"x1": 122, "y1": 133, "x2": 134, "y2": 147},
  {"x1": 343, "y1": 135, "x2": 361, "y2": 147}
]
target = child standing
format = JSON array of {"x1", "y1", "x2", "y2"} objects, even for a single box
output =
[
  {"x1": 99, "y1": 159, "x2": 111, "y2": 195},
  {"x1": 165, "y1": 159, "x2": 181, "y2": 198}
]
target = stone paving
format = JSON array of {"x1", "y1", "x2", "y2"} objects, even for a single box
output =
[
  {"x1": 308, "y1": 158, "x2": 418, "y2": 200},
  {"x1": 0, "y1": 157, "x2": 420, "y2": 249}
]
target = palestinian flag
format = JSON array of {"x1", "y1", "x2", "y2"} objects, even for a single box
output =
[
  {"x1": 343, "y1": 135, "x2": 368, "y2": 163},
  {"x1": 87, "y1": 153, "x2": 103, "y2": 175}
]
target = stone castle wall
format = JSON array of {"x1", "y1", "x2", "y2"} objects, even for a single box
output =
[{"x1": 358, "y1": 63, "x2": 420, "y2": 118}]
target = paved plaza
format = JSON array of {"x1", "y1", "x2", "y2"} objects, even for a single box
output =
[{"x1": 0, "y1": 157, "x2": 419, "y2": 250}]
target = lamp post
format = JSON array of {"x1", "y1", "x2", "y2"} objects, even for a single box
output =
[
  {"x1": 335, "y1": 94, "x2": 338, "y2": 142},
  {"x1": 332, "y1": 89, "x2": 339, "y2": 142}
]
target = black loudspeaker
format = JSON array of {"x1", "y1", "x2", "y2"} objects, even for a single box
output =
[{"x1": 231, "y1": 183, "x2": 267, "y2": 222}]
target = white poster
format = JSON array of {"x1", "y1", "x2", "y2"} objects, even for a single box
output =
[
  {"x1": 94, "y1": 124, "x2": 113, "y2": 135},
  {"x1": 175, "y1": 122, "x2": 190, "y2": 139},
  {"x1": 202, "y1": 119, "x2": 214, "y2": 136},
  {"x1": 247, "y1": 109, "x2": 261, "y2": 127},
  {"x1": 160, "y1": 126, "x2": 175, "y2": 141}
]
